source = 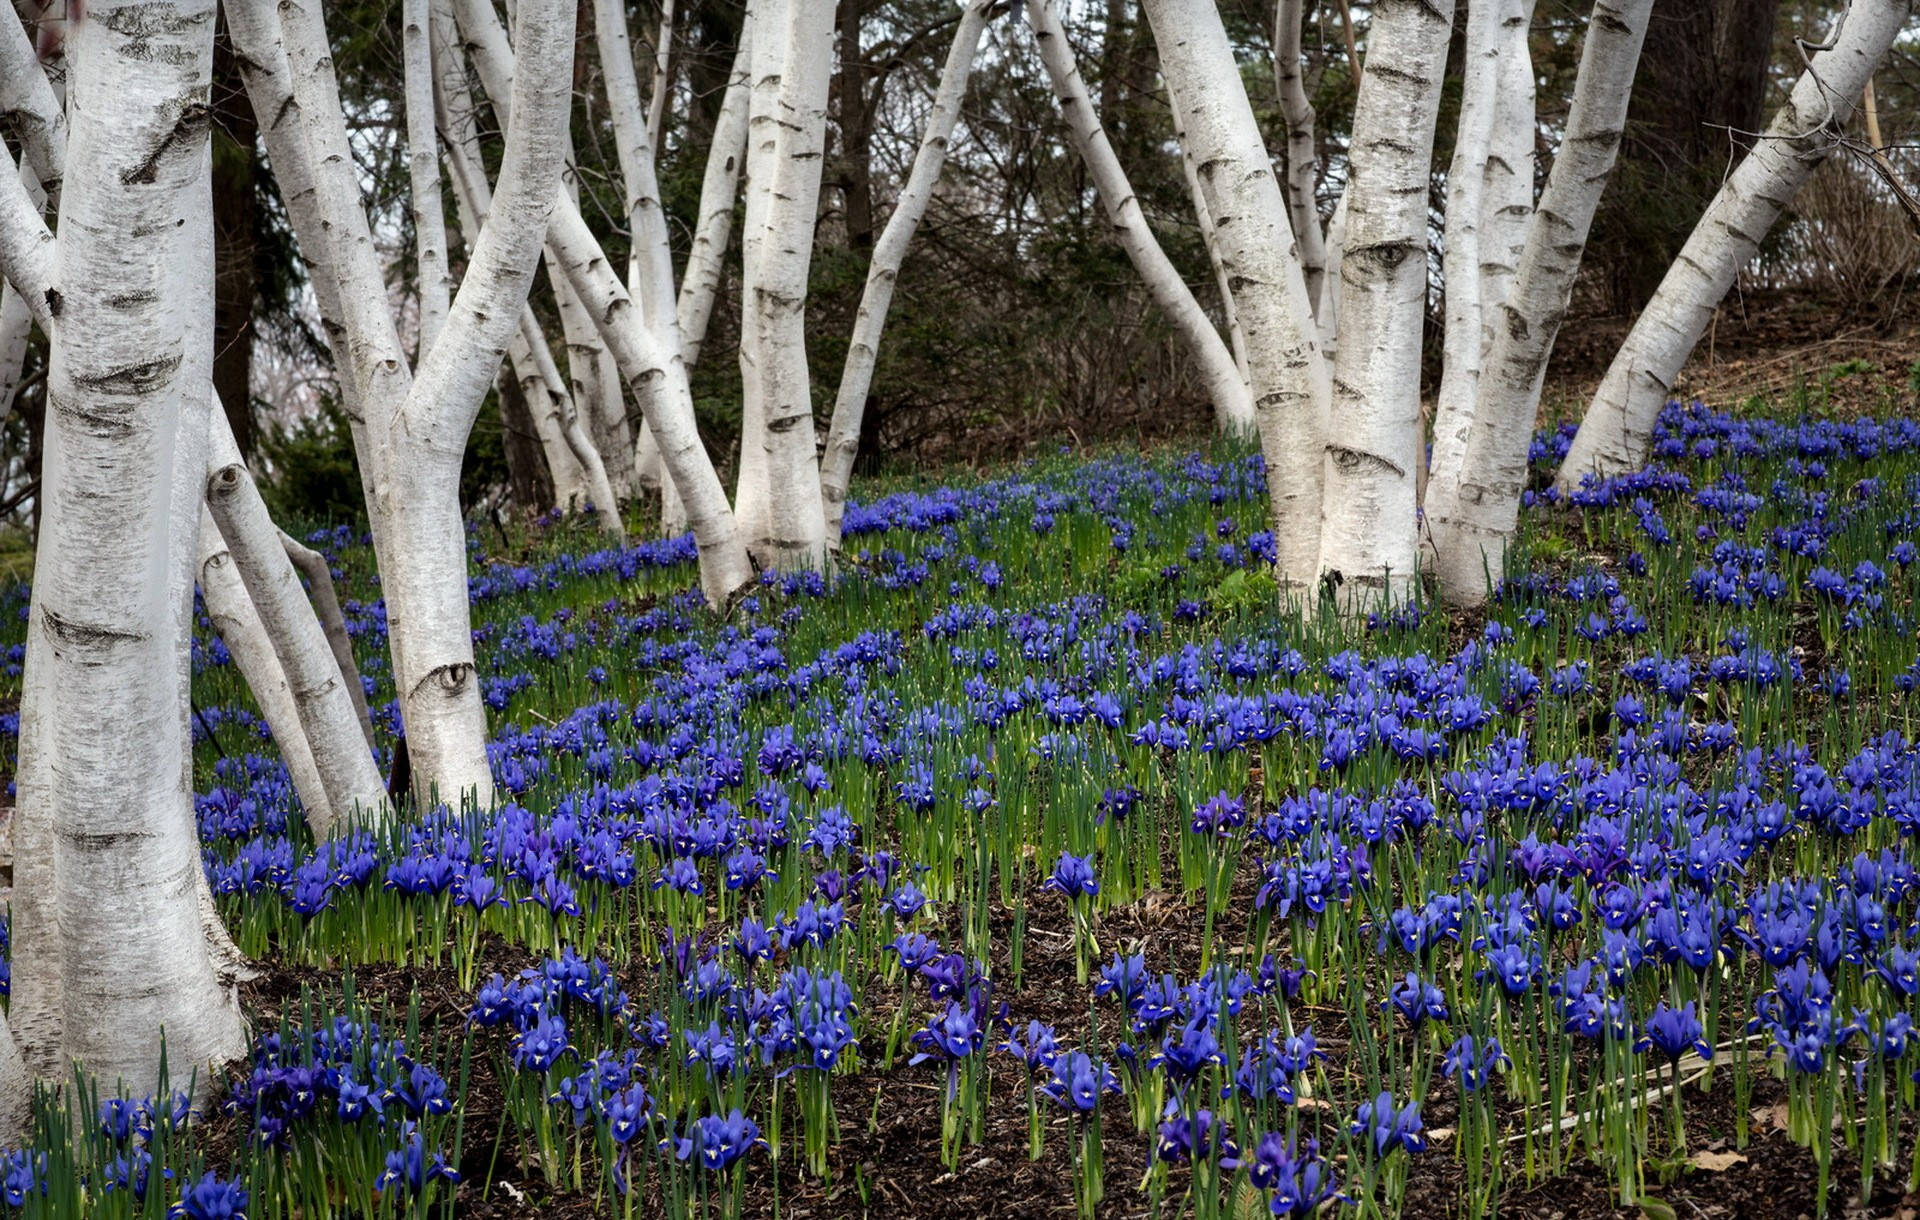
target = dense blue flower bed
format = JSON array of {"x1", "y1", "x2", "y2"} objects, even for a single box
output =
[{"x1": 3, "y1": 401, "x2": 1920, "y2": 1216}]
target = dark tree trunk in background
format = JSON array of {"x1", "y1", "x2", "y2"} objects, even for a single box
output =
[
  {"x1": 496, "y1": 366, "x2": 555, "y2": 513},
  {"x1": 835, "y1": 0, "x2": 874, "y2": 251},
  {"x1": 212, "y1": 14, "x2": 259, "y2": 457},
  {"x1": 1597, "y1": 0, "x2": 1782, "y2": 313}
]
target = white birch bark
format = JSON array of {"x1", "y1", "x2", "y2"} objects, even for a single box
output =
[
  {"x1": 0, "y1": 156, "x2": 55, "y2": 335},
  {"x1": 519, "y1": 299, "x2": 624, "y2": 530},
  {"x1": 740, "y1": 0, "x2": 834, "y2": 570},
  {"x1": 238, "y1": 0, "x2": 577, "y2": 807},
  {"x1": 206, "y1": 406, "x2": 392, "y2": 835},
  {"x1": 647, "y1": 0, "x2": 676, "y2": 143},
  {"x1": 0, "y1": 279, "x2": 30, "y2": 422},
  {"x1": 404, "y1": 0, "x2": 453, "y2": 354},
  {"x1": 1426, "y1": 0, "x2": 1654, "y2": 605},
  {"x1": 1478, "y1": 0, "x2": 1537, "y2": 344},
  {"x1": 506, "y1": 318, "x2": 592, "y2": 508},
  {"x1": 1317, "y1": 0, "x2": 1455, "y2": 613},
  {"x1": 591, "y1": 0, "x2": 680, "y2": 498},
  {"x1": 1317, "y1": 186, "x2": 1347, "y2": 351},
  {"x1": 546, "y1": 200, "x2": 758, "y2": 604},
  {"x1": 820, "y1": 1, "x2": 992, "y2": 543},
  {"x1": 1026, "y1": 0, "x2": 1254, "y2": 433},
  {"x1": 677, "y1": 13, "x2": 753, "y2": 369},
  {"x1": 278, "y1": 528, "x2": 376, "y2": 748},
  {"x1": 428, "y1": 0, "x2": 590, "y2": 515},
  {"x1": 10, "y1": 0, "x2": 248, "y2": 1104},
  {"x1": 555, "y1": 269, "x2": 636, "y2": 501},
  {"x1": 0, "y1": 13, "x2": 65, "y2": 204},
  {"x1": 198, "y1": 506, "x2": 331, "y2": 836},
  {"x1": 733, "y1": 0, "x2": 788, "y2": 551},
  {"x1": 1166, "y1": 73, "x2": 1251, "y2": 387},
  {"x1": 1144, "y1": 0, "x2": 1331, "y2": 594},
  {"x1": 1555, "y1": 0, "x2": 1910, "y2": 489},
  {"x1": 451, "y1": 0, "x2": 757, "y2": 604},
  {"x1": 1429, "y1": 0, "x2": 1503, "y2": 488},
  {"x1": 1272, "y1": 0, "x2": 1327, "y2": 319}
]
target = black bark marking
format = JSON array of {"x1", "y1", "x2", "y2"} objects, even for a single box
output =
[
  {"x1": 41, "y1": 606, "x2": 147, "y2": 651},
  {"x1": 70, "y1": 349, "x2": 183, "y2": 396},
  {"x1": 122, "y1": 102, "x2": 212, "y2": 186},
  {"x1": 1326, "y1": 444, "x2": 1406, "y2": 478},
  {"x1": 410, "y1": 661, "x2": 475, "y2": 701}
]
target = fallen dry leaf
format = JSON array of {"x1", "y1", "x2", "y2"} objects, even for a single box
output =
[{"x1": 1689, "y1": 1148, "x2": 1747, "y2": 1172}]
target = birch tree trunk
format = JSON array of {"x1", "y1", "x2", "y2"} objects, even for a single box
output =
[
  {"x1": 7, "y1": 0, "x2": 248, "y2": 1107},
  {"x1": 278, "y1": 529, "x2": 376, "y2": 747},
  {"x1": 1555, "y1": 0, "x2": 1910, "y2": 489},
  {"x1": 0, "y1": 212, "x2": 32, "y2": 421},
  {"x1": 506, "y1": 318, "x2": 593, "y2": 509},
  {"x1": 431, "y1": 0, "x2": 590, "y2": 516},
  {"x1": 1144, "y1": 0, "x2": 1331, "y2": 595},
  {"x1": 733, "y1": 0, "x2": 787, "y2": 552},
  {"x1": 1026, "y1": 0, "x2": 1255, "y2": 433},
  {"x1": 1317, "y1": 187, "x2": 1347, "y2": 351},
  {"x1": 199, "y1": 507, "x2": 331, "y2": 833},
  {"x1": 0, "y1": 13, "x2": 65, "y2": 204},
  {"x1": 1430, "y1": 0, "x2": 1504, "y2": 487},
  {"x1": 1167, "y1": 77, "x2": 1251, "y2": 388},
  {"x1": 1426, "y1": 0, "x2": 1654, "y2": 605},
  {"x1": 677, "y1": 12, "x2": 754, "y2": 370},
  {"x1": 1478, "y1": 0, "x2": 1537, "y2": 344},
  {"x1": 233, "y1": 0, "x2": 577, "y2": 807},
  {"x1": 740, "y1": 0, "x2": 833, "y2": 571},
  {"x1": 519, "y1": 299, "x2": 623, "y2": 531},
  {"x1": 820, "y1": 1, "x2": 992, "y2": 543},
  {"x1": 404, "y1": 0, "x2": 452, "y2": 354},
  {"x1": 1272, "y1": 0, "x2": 1327, "y2": 320},
  {"x1": 451, "y1": 0, "x2": 757, "y2": 605},
  {"x1": 206, "y1": 405, "x2": 392, "y2": 834},
  {"x1": 1317, "y1": 0, "x2": 1455, "y2": 613}
]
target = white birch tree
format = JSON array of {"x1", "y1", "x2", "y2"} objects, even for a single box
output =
[
  {"x1": 1316, "y1": 0, "x2": 1455, "y2": 611},
  {"x1": 1556, "y1": 0, "x2": 1912, "y2": 489},
  {"x1": 820, "y1": 1, "x2": 995, "y2": 544},
  {"x1": 1027, "y1": 0, "x2": 1256, "y2": 434},
  {"x1": 451, "y1": 0, "x2": 760, "y2": 607},
  {"x1": 0, "y1": 0, "x2": 248, "y2": 1129},
  {"x1": 1425, "y1": 0, "x2": 1655, "y2": 605},
  {"x1": 1272, "y1": 0, "x2": 1329, "y2": 319},
  {"x1": 1142, "y1": 0, "x2": 1331, "y2": 595},
  {"x1": 226, "y1": 0, "x2": 578, "y2": 807}
]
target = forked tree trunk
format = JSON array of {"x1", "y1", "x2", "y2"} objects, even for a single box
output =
[
  {"x1": 1317, "y1": 0, "x2": 1454, "y2": 613},
  {"x1": 6, "y1": 0, "x2": 248, "y2": 1119},
  {"x1": 233, "y1": 0, "x2": 577, "y2": 808},
  {"x1": 1144, "y1": 0, "x2": 1332, "y2": 596},
  {"x1": 1425, "y1": 0, "x2": 1654, "y2": 605},
  {"x1": 820, "y1": 1, "x2": 992, "y2": 543},
  {"x1": 1430, "y1": 0, "x2": 1504, "y2": 486},
  {"x1": 1272, "y1": 0, "x2": 1327, "y2": 320},
  {"x1": 1555, "y1": 0, "x2": 1910, "y2": 489},
  {"x1": 1026, "y1": 0, "x2": 1255, "y2": 433}
]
